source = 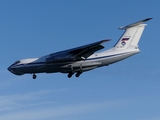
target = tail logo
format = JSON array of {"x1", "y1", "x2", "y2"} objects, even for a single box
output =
[{"x1": 121, "y1": 38, "x2": 130, "y2": 46}]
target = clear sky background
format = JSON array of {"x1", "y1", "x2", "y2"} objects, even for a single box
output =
[{"x1": 0, "y1": 0, "x2": 160, "y2": 120}]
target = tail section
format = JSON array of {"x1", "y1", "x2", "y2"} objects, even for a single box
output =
[{"x1": 114, "y1": 18, "x2": 152, "y2": 49}]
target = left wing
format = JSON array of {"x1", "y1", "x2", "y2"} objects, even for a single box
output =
[{"x1": 46, "y1": 40, "x2": 110, "y2": 63}]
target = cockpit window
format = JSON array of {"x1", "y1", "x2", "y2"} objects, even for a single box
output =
[{"x1": 12, "y1": 60, "x2": 20, "y2": 66}]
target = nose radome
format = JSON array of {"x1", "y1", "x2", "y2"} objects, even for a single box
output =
[
  {"x1": 7, "y1": 66, "x2": 12, "y2": 72},
  {"x1": 8, "y1": 65, "x2": 15, "y2": 74},
  {"x1": 7, "y1": 65, "x2": 24, "y2": 75}
]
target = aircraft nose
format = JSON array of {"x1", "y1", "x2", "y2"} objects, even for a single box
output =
[
  {"x1": 8, "y1": 66, "x2": 13, "y2": 73},
  {"x1": 8, "y1": 65, "x2": 16, "y2": 74},
  {"x1": 7, "y1": 65, "x2": 24, "y2": 75}
]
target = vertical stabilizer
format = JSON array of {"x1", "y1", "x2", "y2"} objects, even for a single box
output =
[{"x1": 114, "y1": 18, "x2": 152, "y2": 49}]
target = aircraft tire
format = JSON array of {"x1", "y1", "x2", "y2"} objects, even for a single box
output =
[
  {"x1": 68, "y1": 72, "x2": 73, "y2": 78},
  {"x1": 75, "y1": 73, "x2": 80, "y2": 77},
  {"x1": 75, "y1": 72, "x2": 82, "y2": 78},
  {"x1": 33, "y1": 74, "x2": 37, "y2": 79}
]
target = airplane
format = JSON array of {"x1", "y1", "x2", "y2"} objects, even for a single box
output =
[{"x1": 8, "y1": 18, "x2": 152, "y2": 79}]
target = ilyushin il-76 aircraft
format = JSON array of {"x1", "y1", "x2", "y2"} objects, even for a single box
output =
[{"x1": 8, "y1": 18, "x2": 152, "y2": 79}]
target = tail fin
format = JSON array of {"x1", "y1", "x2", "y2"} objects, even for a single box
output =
[{"x1": 114, "y1": 18, "x2": 152, "y2": 49}]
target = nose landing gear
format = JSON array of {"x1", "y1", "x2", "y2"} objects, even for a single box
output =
[{"x1": 32, "y1": 74, "x2": 37, "y2": 79}]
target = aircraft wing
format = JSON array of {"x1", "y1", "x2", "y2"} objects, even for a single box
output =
[{"x1": 46, "y1": 39, "x2": 110, "y2": 63}]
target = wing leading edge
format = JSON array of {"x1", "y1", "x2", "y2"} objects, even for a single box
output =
[{"x1": 46, "y1": 39, "x2": 110, "y2": 63}]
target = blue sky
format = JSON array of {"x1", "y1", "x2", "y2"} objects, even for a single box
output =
[{"x1": 0, "y1": 0, "x2": 160, "y2": 120}]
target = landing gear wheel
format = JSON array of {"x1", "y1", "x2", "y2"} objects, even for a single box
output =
[
  {"x1": 75, "y1": 72, "x2": 82, "y2": 78},
  {"x1": 33, "y1": 74, "x2": 37, "y2": 79},
  {"x1": 75, "y1": 73, "x2": 80, "y2": 77},
  {"x1": 68, "y1": 72, "x2": 74, "y2": 78}
]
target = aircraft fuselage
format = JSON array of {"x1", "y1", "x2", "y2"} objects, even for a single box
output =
[{"x1": 8, "y1": 48, "x2": 140, "y2": 78}]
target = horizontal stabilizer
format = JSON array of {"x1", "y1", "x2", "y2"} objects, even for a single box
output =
[{"x1": 119, "y1": 18, "x2": 152, "y2": 30}]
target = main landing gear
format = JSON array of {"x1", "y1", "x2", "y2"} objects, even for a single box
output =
[
  {"x1": 32, "y1": 74, "x2": 37, "y2": 79},
  {"x1": 67, "y1": 65, "x2": 83, "y2": 78},
  {"x1": 67, "y1": 71, "x2": 82, "y2": 78}
]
